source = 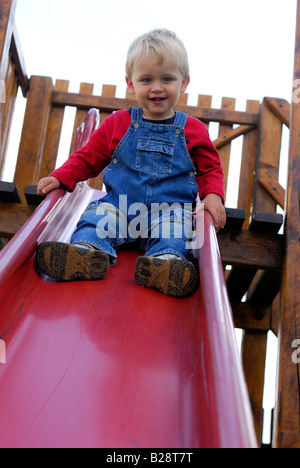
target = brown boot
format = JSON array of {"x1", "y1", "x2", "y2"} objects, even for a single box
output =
[
  {"x1": 134, "y1": 256, "x2": 199, "y2": 298},
  {"x1": 36, "y1": 242, "x2": 109, "y2": 281}
]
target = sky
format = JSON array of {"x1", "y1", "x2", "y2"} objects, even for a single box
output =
[
  {"x1": 2, "y1": 0, "x2": 298, "y2": 442},
  {"x1": 13, "y1": 0, "x2": 297, "y2": 105},
  {"x1": 4, "y1": 0, "x2": 298, "y2": 185}
]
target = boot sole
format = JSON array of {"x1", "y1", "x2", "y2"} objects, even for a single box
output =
[
  {"x1": 36, "y1": 242, "x2": 109, "y2": 281},
  {"x1": 134, "y1": 256, "x2": 199, "y2": 298}
]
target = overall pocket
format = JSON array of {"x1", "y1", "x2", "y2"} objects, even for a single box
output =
[{"x1": 136, "y1": 140, "x2": 175, "y2": 174}]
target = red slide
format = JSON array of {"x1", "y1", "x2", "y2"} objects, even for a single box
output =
[{"x1": 0, "y1": 111, "x2": 257, "y2": 448}]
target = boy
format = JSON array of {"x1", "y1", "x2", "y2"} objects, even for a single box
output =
[{"x1": 36, "y1": 29, "x2": 226, "y2": 298}]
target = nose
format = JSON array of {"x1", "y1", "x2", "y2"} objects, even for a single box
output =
[{"x1": 151, "y1": 80, "x2": 164, "y2": 92}]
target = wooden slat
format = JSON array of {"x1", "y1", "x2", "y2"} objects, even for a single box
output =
[
  {"x1": 14, "y1": 75, "x2": 53, "y2": 202},
  {"x1": 275, "y1": 0, "x2": 300, "y2": 448},
  {"x1": 69, "y1": 82, "x2": 94, "y2": 155},
  {"x1": 177, "y1": 92, "x2": 188, "y2": 106},
  {"x1": 253, "y1": 98, "x2": 283, "y2": 213},
  {"x1": 99, "y1": 84, "x2": 116, "y2": 124},
  {"x1": 217, "y1": 98, "x2": 235, "y2": 194},
  {"x1": 125, "y1": 87, "x2": 137, "y2": 101},
  {"x1": 238, "y1": 100, "x2": 261, "y2": 228},
  {"x1": 197, "y1": 94, "x2": 212, "y2": 129},
  {"x1": 39, "y1": 79, "x2": 69, "y2": 179},
  {"x1": 52, "y1": 90, "x2": 259, "y2": 126},
  {"x1": 88, "y1": 84, "x2": 116, "y2": 191}
]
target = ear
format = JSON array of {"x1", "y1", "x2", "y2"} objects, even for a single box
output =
[
  {"x1": 180, "y1": 75, "x2": 190, "y2": 93},
  {"x1": 126, "y1": 77, "x2": 135, "y2": 95}
]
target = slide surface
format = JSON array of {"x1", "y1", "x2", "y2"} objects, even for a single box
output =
[{"x1": 0, "y1": 182, "x2": 257, "y2": 448}]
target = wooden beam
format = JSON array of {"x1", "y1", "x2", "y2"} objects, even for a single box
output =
[
  {"x1": 264, "y1": 97, "x2": 290, "y2": 128},
  {"x1": 9, "y1": 30, "x2": 29, "y2": 97},
  {"x1": 258, "y1": 177, "x2": 285, "y2": 210},
  {"x1": 0, "y1": 0, "x2": 17, "y2": 81},
  {"x1": 232, "y1": 302, "x2": 271, "y2": 332},
  {"x1": 218, "y1": 229, "x2": 284, "y2": 271},
  {"x1": 0, "y1": 202, "x2": 35, "y2": 237},
  {"x1": 274, "y1": 0, "x2": 300, "y2": 449},
  {"x1": 52, "y1": 90, "x2": 260, "y2": 126},
  {"x1": 213, "y1": 124, "x2": 254, "y2": 150}
]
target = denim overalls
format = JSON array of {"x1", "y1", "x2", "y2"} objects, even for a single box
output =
[{"x1": 71, "y1": 107, "x2": 199, "y2": 262}]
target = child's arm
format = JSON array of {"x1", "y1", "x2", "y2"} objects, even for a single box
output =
[
  {"x1": 37, "y1": 176, "x2": 60, "y2": 195},
  {"x1": 194, "y1": 193, "x2": 226, "y2": 232},
  {"x1": 37, "y1": 110, "x2": 131, "y2": 194}
]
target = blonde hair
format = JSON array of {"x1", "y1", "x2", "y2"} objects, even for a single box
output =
[{"x1": 126, "y1": 29, "x2": 190, "y2": 80}]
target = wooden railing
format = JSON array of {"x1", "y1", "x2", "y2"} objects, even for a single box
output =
[
  {"x1": 8, "y1": 75, "x2": 289, "y2": 219},
  {"x1": 0, "y1": 0, "x2": 29, "y2": 178}
]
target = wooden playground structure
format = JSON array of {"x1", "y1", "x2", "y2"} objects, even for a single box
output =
[{"x1": 1, "y1": 0, "x2": 300, "y2": 448}]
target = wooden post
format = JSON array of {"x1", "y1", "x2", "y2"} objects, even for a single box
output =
[
  {"x1": 0, "y1": 0, "x2": 16, "y2": 81},
  {"x1": 274, "y1": 0, "x2": 300, "y2": 448},
  {"x1": 0, "y1": 0, "x2": 16, "y2": 175},
  {"x1": 238, "y1": 93, "x2": 283, "y2": 443},
  {"x1": 14, "y1": 76, "x2": 53, "y2": 201}
]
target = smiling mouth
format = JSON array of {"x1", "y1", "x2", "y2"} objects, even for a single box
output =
[{"x1": 150, "y1": 97, "x2": 166, "y2": 103}]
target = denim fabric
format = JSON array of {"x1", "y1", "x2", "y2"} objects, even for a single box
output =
[{"x1": 71, "y1": 107, "x2": 198, "y2": 261}]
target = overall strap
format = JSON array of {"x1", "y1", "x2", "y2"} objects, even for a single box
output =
[
  {"x1": 174, "y1": 111, "x2": 188, "y2": 130},
  {"x1": 131, "y1": 107, "x2": 143, "y2": 123}
]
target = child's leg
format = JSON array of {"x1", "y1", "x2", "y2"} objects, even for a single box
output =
[
  {"x1": 135, "y1": 206, "x2": 199, "y2": 298},
  {"x1": 70, "y1": 200, "x2": 121, "y2": 261},
  {"x1": 36, "y1": 200, "x2": 125, "y2": 281}
]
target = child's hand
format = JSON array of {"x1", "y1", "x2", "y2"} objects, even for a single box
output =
[
  {"x1": 194, "y1": 194, "x2": 226, "y2": 232},
  {"x1": 37, "y1": 176, "x2": 60, "y2": 195}
]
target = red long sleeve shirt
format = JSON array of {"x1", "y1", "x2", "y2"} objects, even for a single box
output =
[{"x1": 50, "y1": 109, "x2": 225, "y2": 202}]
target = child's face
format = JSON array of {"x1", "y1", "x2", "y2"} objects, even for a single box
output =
[{"x1": 126, "y1": 49, "x2": 190, "y2": 120}]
